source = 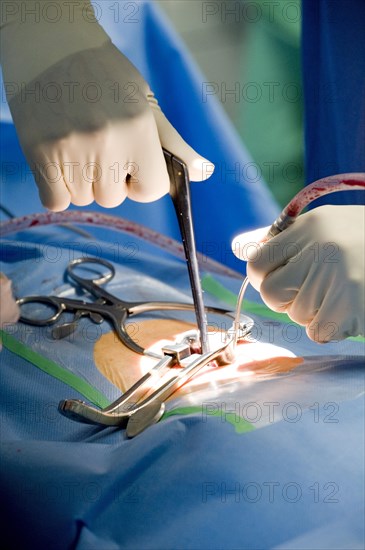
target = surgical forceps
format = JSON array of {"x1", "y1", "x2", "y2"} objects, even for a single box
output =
[
  {"x1": 16, "y1": 257, "x2": 235, "y2": 359},
  {"x1": 164, "y1": 149, "x2": 209, "y2": 353}
]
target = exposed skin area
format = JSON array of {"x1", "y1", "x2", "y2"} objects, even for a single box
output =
[{"x1": 94, "y1": 320, "x2": 303, "y2": 400}]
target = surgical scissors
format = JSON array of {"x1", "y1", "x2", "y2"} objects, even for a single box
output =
[{"x1": 17, "y1": 257, "x2": 235, "y2": 358}]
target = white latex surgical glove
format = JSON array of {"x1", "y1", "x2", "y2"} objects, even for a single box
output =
[
  {"x1": 0, "y1": 1, "x2": 213, "y2": 210},
  {"x1": 0, "y1": 274, "x2": 20, "y2": 350},
  {"x1": 232, "y1": 205, "x2": 365, "y2": 343}
]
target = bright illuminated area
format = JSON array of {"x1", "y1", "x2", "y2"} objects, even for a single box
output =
[
  {"x1": 231, "y1": 226, "x2": 270, "y2": 260},
  {"x1": 94, "y1": 321, "x2": 301, "y2": 404},
  {"x1": 146, "y1": 333, "x2": 301, "y2": 401}
]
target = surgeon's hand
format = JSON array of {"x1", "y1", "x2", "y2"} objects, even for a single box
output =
[
  {"x1": 0, "y1": 274, "x2": 19, "y2": 350},
  {"x1": 0, "y1": 1, "x2": 213, "y2": 211},
  {"x1": 232, "y1": 206, "x2": 365, "y2": 342}
]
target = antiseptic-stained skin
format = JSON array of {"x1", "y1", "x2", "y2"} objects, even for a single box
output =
[{"x1": 94, "y1": 320, "x2": 303, "y2": 399}]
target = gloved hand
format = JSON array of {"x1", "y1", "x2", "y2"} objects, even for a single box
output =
[
  {"x1": 0, "y1": 274, "x2": 19, "y2": 350},
  {"x1": 232, "y1": 205, "x2": 365, "y2": 342},
  {"x1": 0, "y1": 1, "x2": 213, "y2": 210}
]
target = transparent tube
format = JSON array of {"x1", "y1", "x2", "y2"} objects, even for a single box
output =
[
  {"x1": 0, "y1": 210, "x2": 241, "y2": 280},
  {"x1": 268, "y1": 173, "x2": 365, "y2": 237}
]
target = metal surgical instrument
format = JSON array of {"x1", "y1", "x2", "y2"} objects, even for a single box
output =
[
  {"x1": 165, "y1": 149, "x2": 209, "y2": 353},
  {"x1": 16, "y1": 257, "x2": 235, "y2": 358},
  {"x1": 59, "y1": 318, "x2": 252, "y2": 437}
]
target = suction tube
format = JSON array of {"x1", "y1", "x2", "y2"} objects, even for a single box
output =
[{"x1": 267, "y1": 173, "x2": 365, "y2": 238}]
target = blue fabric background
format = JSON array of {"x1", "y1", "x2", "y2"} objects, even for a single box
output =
[
  {"x1": 0, "y1": 223, "x2": 364, "y2": 549},
  {"x1": 302, "y1": 0, "x2": 365, "y2": 206}
]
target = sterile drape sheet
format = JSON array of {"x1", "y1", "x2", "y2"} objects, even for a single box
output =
[{"x1": 0, "y1": 224, "x2": 364, "y2": 550}]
